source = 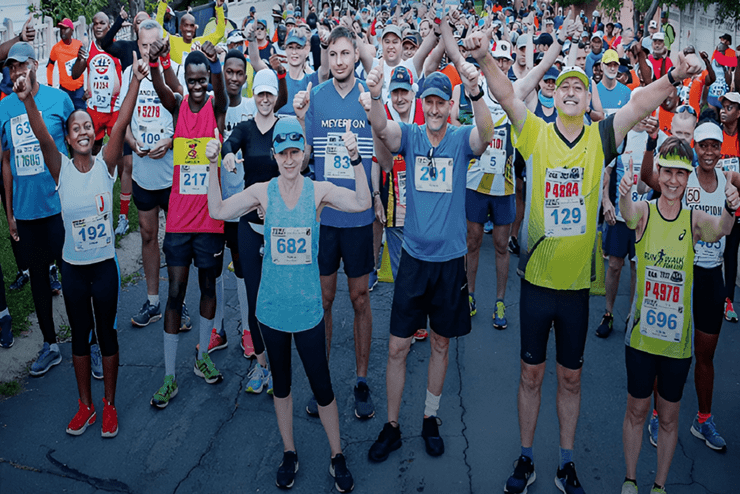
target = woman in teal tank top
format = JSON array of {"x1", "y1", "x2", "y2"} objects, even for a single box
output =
[
  {"x1": 617, "y1": 137, "x2": 739, "y2": 494},
  {"x1": 206, "y1": 118, "x2": 371, "y2": 492}
]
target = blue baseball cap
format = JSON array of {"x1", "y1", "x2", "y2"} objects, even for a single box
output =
[
  {"x1": 250, "y1": 6, "x2": 256, "y2": 13},
  {"x1": 257, "y1": 19, "x2": 268, "y2": 28},
  {"x1": 7, "y1": 42, "x2": 36, "y2": 63},
  {"x1": 543, "y1": 67, "x2": 560, "y2": 81},
  {"x1": 273, "y1": 118, "x2": 305, "y2": 154},
  {"x1": 389, "y1": 66, "x2": 414, "y2": 93},
  {"x1": 419, "y1": 72, "x2": 452, "y2": 101},
  {"x1": 286, "y1": 33, "x2": 307, "y2": 46}
]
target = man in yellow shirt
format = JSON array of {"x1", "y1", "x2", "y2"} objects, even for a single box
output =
[{"x1": 156, "y1": 0, "x2": 226, "y2": 64}]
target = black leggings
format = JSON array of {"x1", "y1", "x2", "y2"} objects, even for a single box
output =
[
  {"x1": 16, "y1": 214, "x2": 64, "y2": 344},
  {"x1": 60, "y1": 258, "x2": 119, "y2": 357},
  {"x1": 724, "y1": 218, "x2": 740, "y2": 302},
  {"x1": 237, "y1": 219, "x2": 266, "y2": 355},
  {"x1": 260, "y1": 318, "x2": 335, "y2": 406}
]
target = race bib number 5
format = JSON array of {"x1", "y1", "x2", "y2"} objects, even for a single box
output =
[
  {"x1": 324, "y1": 133, "x2": 354, "y2": 180},
  {"x1": 270, "y1": 227, "x2": 312, "y2": 265},
  {"x1": 179, "y1": 165, "x2": 208, "y2": 195},
  {"x1": 479, "y1": 128, "x2": 507, "y2": 175},
  {"x1": 415, "y1": 156, "x2": 453, "y2": 193},
  {"x1": 544, "y1": 167, "x2": 586, "y2": 237},
  {"x1": 640, "y1": 266, "x2": 685, "y2": 343}
]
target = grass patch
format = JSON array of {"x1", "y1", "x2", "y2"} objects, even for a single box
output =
[
  {"x1": 0, "y1": 380, "x2": 22, "y2": 397},
  {"x1": 112, "y1": 177, "x2": 140, "y2": 248},
  {"x1": 121, "y1": 272, "x2": 143, "y2": 287}
]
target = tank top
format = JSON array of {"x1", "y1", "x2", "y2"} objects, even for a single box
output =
[
  {"x1": 683, "y1": 169, "x2": 725, "y2": 269},
  {"x1": 168, "y1": 95, "x2": 224, "y2": 233},
  {"x1": 627, "y1": 200, "x2": 694, "y2": 359},
  {"x1": 534, "y1": 98, "x2": 557, "y2": 124},
  {"x1": 58, "y1": 152, "x2": 117, "y2": 265},
  {"x1": 86, "y1": 40, "x2": 122, "y2": 113},
  {"x1": 256, "y1": 177, "x2": 323, "y2": 332}
]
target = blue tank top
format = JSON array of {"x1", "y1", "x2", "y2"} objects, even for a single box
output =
[
  {"x1": 256, "y1": 176, "x2": 323, "y2": 332},
  {"x1": 534, "y1": 99, "x2": 557, "y2": 124}
]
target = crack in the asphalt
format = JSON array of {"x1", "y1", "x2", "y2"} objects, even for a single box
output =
[
  {"x1": 455, "y1": 339, "x2": 473, "y2": 494},
  {"x1": 45, "y1": 449, "x2": 132, "y2": 493},
  {"x1": 670, "y1": 435, "x2": 722, "y2": 494}
]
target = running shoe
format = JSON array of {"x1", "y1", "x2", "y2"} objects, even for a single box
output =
[
  {"x1": 648, "y1": 413, "x2": 659, "y2": 447},
  {"x1": 508, "y1": 236, "x2": 520, "y2": 255},
  {"x1": 493, "y1": 300, "x2": 508, "y2": 330},
  {"x1": 621, "y1": 480, "x2": 638, "y2": 494},
  {"x1": 49, "y1": 265, "x2": 61, "y2": 295},
  {"x1": 29, "y1": 342, "x2": 62, "y2": 376},
  {"x1": 368, "y1": 422, "x2": 402, "y2": 462},
  {"x1": 469, "y1": 294, "x2": 477, "y2": 316},
  {"x1": 421, "y1": 416, "x2": 444, "y2": 456},
  {"x1": 194, "y1": 350, "x2": 223, "y2": 384},
  {"x1": 150, "y1": 375, "x2": 178, "y2": 408},
  {"x1": 484, "y1": 220, "x2": 494, "y2": 234},
  {"x1": 368, "y1": 270, "x2": 379, "y2": 292},
  {"x1": 131, "y1": 300, "x2": 162, "y2": 327},
  {"x1": 114, "y1": 214, "x2": 129, "y2": 236},
  {"x1": 0, "y1": 314, "x2": 13, "y2": 349},
  {"x1": 329, "y1": 453, "x2": 354, "y2": 493},
  {"x1": 690, "y1": 414, "x2": 727, "y2": 451},
  {"x1": 276, "y1": 450, "x2": 299, "y2": 489},
  {"x1": 66, "y1": 399, "x2": 96, "y2": 436},
  {"x1": 596, "y1": 312, "x2": 614, "y2": 338},
  {"x1": 504, "y1": 455, "x2": 536, "y2": 493},
  {"x1": 555, "y1": 461, "x2": 585, "y2": 494},
  {"x1": 266, "y1": 371, "x2": 274, "y2": 395},
  {"x1": 90, "y1": 343, "x2": 103, "y2": 380},
  {"x1": 246, "y1": 364, "x2": 269, "y2": 393},
  {"x1": 354, "y1": 382, "x2": 375, "y2": 419},
  {"x1": 724, "y1": 298, "x2": 738, "y2": 322},
  {"x1": 650, "y1": 487, "x2": 666, "y2": 494},
  {"x1": 101, "y1": 399, "x2": 118, "y2": 438},
  {"x1": 202, "y1": 328, "x2": 228, "y2": 353},
  {"x1": 241, "y1": 329, "x2": 255, "y2": 358},
  {"x1": 9, "y1": 270, "x2": 29, "y2": 291},
  {"x1": 180, "y1": 303, "x2": 192, "y2": 331},
  {"x1": 305, "y1": 394, "x2": 319, "y2": 417},
  {"x1": 413, "y1": 328, "x2": 428, "y2": 342}
]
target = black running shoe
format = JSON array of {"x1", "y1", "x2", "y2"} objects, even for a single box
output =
[
  {"x1": 421, "y1": 416, "x2": 444, "y2": 456},
  {"x1": 504, "y1": 455, "x2": 536, "y2": 493},
  {"x1": 508, "y1": 236, "x2": 520, "y2": 255},
  {"x1": 276, "y1": 451, "x2": 299, "y2": 489},
  {"x1": 329, "y1": 453, "x2": 354, "y2": 493},
  {"x1": 9, "y1": 270, "x2": 29, "y2": 291},
  {"x1": 368, "y1": 422, "x2": 402, "y2": 462},
  {"x1": 595, "y1": 312, "x2": 613, "y2": 338}
]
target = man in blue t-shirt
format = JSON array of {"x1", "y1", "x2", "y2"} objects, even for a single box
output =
[
  {"x1": 294, "y1": 27, "x2": 377, "y2": 420},
  {"x1": 363, "y1": 22, "x2": 493, "y2": 462},
  {"x1": 0, "y1": 42, "x2": 73, "y2": 376}
]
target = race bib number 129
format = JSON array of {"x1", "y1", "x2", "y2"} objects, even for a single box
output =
[{"x1": 544, "y1": 167, "x2": 586, "y2": 237}]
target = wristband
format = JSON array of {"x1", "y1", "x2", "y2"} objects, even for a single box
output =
[
  {"x1": 160, "y1": 53, "x2": 171, "y2": 70},
  {"x1": 726, "y1": 200, "x2": 736, "y2": 215},
  {"x1": 469, "y1": 86, "x2": 484, "y2": 101},
  {"x1": 321, "y1": 43, "x2": 329, "y2": 49},
  {"x1": 351, "y1": 155, "x2": 363, "y2": 167},
  {"x1": 277, "y1": 71, "x2": 286, "y2": 80},
  {"x1": 210, "y1": 60, "x2": 222, "y2": 74},
  {"x1": 373, "y1": 191, "x2": 381, "y2": 197},
  {"x1": 371, "y1": 93, "x2": 382, "y2": 100},
  {"x1": 434, "y1": 17, "x2": 441, "y2": 24},
  {"x1": 149, "y1": 60, "x2": 160, "y2": 68},
  {"x1": 646, "y1": 135, "x2": 658, "y2": 152},
  {"x1": 666, "y1": 67, "x2": 680, "y2": 87}
]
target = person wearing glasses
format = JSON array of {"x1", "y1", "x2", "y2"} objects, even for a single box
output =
[
  {"x1": 364, "y1": 17, "x2": 493, "y2": 462},
  {"x1": 477, "y1": 24, "x2": 706, "y2": 491},
  {"x1": 206, "y1": 117, "x2": 368, "y2": 492}
]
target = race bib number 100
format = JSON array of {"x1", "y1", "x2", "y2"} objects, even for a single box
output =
[
  {"x1": 639, "y1": 266, "x2": 685, "y2": 343},
  {"x1": 544, "y1": 167, "x2": 586, "y2": 237},
  {"x1": 270, "y1": 227, "x2": 312, "y2": 265}
]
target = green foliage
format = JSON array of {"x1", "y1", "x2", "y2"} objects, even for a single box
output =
[
  {"x1": 30, "y1": 0, "x2": 110, "y2": 24},
  {"x1": 0, "y1": 380, "x2": 22, "y2": 397}
]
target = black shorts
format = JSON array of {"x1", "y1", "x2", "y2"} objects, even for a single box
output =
[
  {"x1": 693, "y1": 265, "x2": 724, "y2": 336},
  {"x1": 224, "y1": 222, "x2": 243, "y2": 278},
  {"x1": 390, "y1": 251, "x2": 471, "y2": 339},
  {"x1": 163, "y1": 232, "x2": 225, "y2": 270},
  {"x1": 625, "y1": 345, "x2": 691, "y2": 403},
  {"x1": 603, "y1": 221, "x2": 636, "y2": 259},
  {"x1": 132, "y1": 180, "x2": 171, "y2": 212},
  {"x1": 318, "y1": 224, "x2": 374, "y2": 278},
  {"x1": 123, "y1": 142, "x2": 132, "y2": 157},
  {"x1": 519, "y1": 278, "x2": 589, "y2": 370}
]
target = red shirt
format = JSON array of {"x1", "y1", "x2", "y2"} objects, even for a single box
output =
[{"x1": 648, "y1": 54, "x2": 673, "y2": 80}]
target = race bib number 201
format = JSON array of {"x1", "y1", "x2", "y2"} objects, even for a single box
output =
[
  {"x1": 544, "y1": 167, "x2": 586, "y2": 237},
  {"x1": 414, "y1": 156, "x2": 453, "y2": 193}
]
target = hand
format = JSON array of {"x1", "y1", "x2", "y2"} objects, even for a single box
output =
[
  {"x1": 257, "y1": 205, "x2": 265, "y2": 220},
  {"x1": 700, "y1": 51, "x2": 710, "y2": 61},
  {"x1": 77, "y1": 44, "x2": 88, "y2": 62},
  {"x1": 206, "y1": 128, "x2": 222, "y2": 163},
  {"x1": 7, "y1": 214, "x2": 18, "y2": 242},
  {"x1": 672, "y1": 52, "x2": 703, "y2": 80},
  {"x1": 13, "y1": 75, "x2": 30, "y2": 101},
  {"x1": 133, "y1": 140, "x2": 150, "y2": 157},
  {"x1": 293, "y1": 81, "x2": 312, "y2": 119},
  {"x1": 603, "y1": 198, "x2": 616, "y2": 225},
  {"x1": 342, "y1": 119, "x2": 359, "y2": 161},
  {"x1": 619, "y1": 157, "x2": 635, "y2": 198},
  {"x1": 149, "y1": 38, "x2": 168, "y2": 60},
  {"x1": 120, "y1": 6, "x2": 129, "y2": 21},
  {"x1": 374, "y1": 194, "x2": 386, "y2": 225},
  {"x1": 643, "y1": 115, "x2": 659, "y2": 138},
  {"x1": 222, "y1": 152, "x2": 242, "y2": 174},
  {"x1": 201, "y1": 41, "x2": 218, "y2": 63},
  {"x1": 458, "y1": 60, "x2": 479, "y2": 96},
  {"x1": 243, "y1": 22, "x2": 255, "y2": 41},
  {"x1": 358, "y1": 84, "x2": 371, "y2": 113},
  {"x1": 725, "y1": 172, "x2": 740, "y2": 211},
  {"x1": 269, "y1": 53, "x2": 287, "y2": 74},
  {"x1": 463, "y1": 31, "x2": 488, "y2": 61},
  {"x1": 559, "y1": 9, "x2": 576, "y2": 43},
  {"x1": 148, "y1": 137, "x2": 171, "y2": 159},
  {"x1": 20, "y1": 15, "x2": 36, "y2": 43},
  {"x1": 318, "y1": 26, "x2": 330, "y2": 45},
  {"x1": 365, "y1": 60, "x2": 384, "y2": 100},
  {"x1": 133, "y1": 51, "x2": 149, "y2": 80}
]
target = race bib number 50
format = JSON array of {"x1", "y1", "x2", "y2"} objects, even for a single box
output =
[
  {"x1": 640, "y1": 266, "x2": 685, "y2": 343},
  {"x1": 544, "y1": 167, "x2": 586, "y2": 237},
  {"x1": 270, "y1": 227, "x2": 312, "y2": 265}
]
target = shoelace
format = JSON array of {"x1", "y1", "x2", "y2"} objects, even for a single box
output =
[{"x1": 496, "y1": 303, "x2": 505, "y2": 318}]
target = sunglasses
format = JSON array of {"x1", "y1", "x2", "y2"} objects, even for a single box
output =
[
  {"x1": 255, "y1": 25, "x2": 266, "y2": 31},
  {"x1": 676, "y1": 105, "x2": 696, "y2": 116},
  {"x1": 274, "y1": 132, "x2": 304, "y2": 145},
  {"x1": 427, "y1": 147, "x2": 438, "y2": 180}
]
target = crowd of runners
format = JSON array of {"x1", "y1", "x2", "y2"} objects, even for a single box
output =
[{"x1": 0, "y1": 0, "x2": 738, "y2": 492}]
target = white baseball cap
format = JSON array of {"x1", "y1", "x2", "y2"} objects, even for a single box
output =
[
  {"x1": 252, "y1": 69, "x2": 278, "y2": 96},
  {"x1": 492, "y1": 40, "x2": 513, "y2": 61},
  {"x1": 694, "y1": 122, "x2": 724, "y2": 143},
  {"x1": 652, "y1": 32, "x2": 665, "y2": 41},
  {"x1": 649, "y1": 20, "x2": 658, "y2": 29}
]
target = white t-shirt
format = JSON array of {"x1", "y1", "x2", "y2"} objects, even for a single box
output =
[
  {"x1": 221, "y1": 98, "x2": 256, "y2": 221},
  {"x1": 372, "y1": 57, "x2": 418, "y2": 102}
]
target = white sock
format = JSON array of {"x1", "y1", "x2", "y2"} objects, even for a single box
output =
[
  {"x1": 236, "y1": 277, "x2": 249, "y2": 332},
  {"x1": 164, "y1": 332, "x2": 178, "y2": 378},
  {"x1": 0, "y1": 308, "x2": 9, "y2": 319},
  {"x1": 148, "y1": 294, "x2": 160, "y2": 306},
  {"x1": 198, "y1": 316, "x2": 214, "y2": 359},
  {"x1": 50, "y1": 343, "x2": 60, "y2": 353},
  {"x1": 424, "y1": 390, "x2": 441, "y2": 418},
  {"x1": 215, "y1": 275, "x2": 225, "y2": 336}
]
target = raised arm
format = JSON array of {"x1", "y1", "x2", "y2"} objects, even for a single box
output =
[
  {"x1": 70, "y1": 43, "x2": 88, "y2": 81},
  {"x1": 457, "y1": 35, "x2": 493, "y2": 154},
  {"x1": 693, "y1": 177, "x2": 739, "y2": 243},
  {"x1": 200, "y1": 41, "x2": 227, "y2": 126},
  {"x1": 105, "y1": 52, "x2": 145, "y2": 175},
  {"x1": 14, "y1": 76, "x2": 61, "y2": 182},
  {"x1": 618, "y1": 157, "x2": 648, "y2": 232},
  {"x1": 366, "y1": 61, "x2": 403, "y2": 153},
  {"x1": 149, "y1": 42, "x2": 179, "y2": 115},
  {"x1": 412, "y1": 17, "x2": 440, "y2": 76},
  {"x1": 101, "y1": 8, "x2": 126, "y2": 54},
  {"x1": 476, "y1": 37, "x2": 527, "y2": 134},
  {"x1": 0, "y1": 15, "x2": 35, "y2": 60},
  {"x1": 700, "y1": 51, "x2": 716, "y2": 86},
  {"x1": 197, "y1": 0, "x2": 226, "y2": 46},
  {"x1": 207, "y1": 131, "x2": 263, "y2": 220},
  {"x1": 245, "y1": 22, "x2": 269, "y2": 72},
  {"x1": 424, "y1": 40, "x2": 446, "y2": 77}
]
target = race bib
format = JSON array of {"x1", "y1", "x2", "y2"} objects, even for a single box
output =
[
  {"x1": 324, "y1": 133, "x2": 353, "y2": 180},
  {"x1": 64, "y1": 58, "x2": 77, "y2": 78},
  {"x1": 270, "y1": 227, "x2": 312, "y2": 265},
  {"x1": 415, "y1": 156, "x2": 453, "y2": 193},
  {"x1": 11, "y1": 113, "x2": 40, "y2": 147},
  {"x1": 91, "y1": 75, "x2": 113, "y2": 109},
  {"x1": 14, "y1": 144, "x2": 44, "y2": 176},
  {"x1": 695, "y1": 238, "x2": 725, "y2": 265},
  {"x1": 138, "y1": 124, "x2": 166, "y2": 150},
  {"x1": 179, "y1": 165, "x2": 209, "y2": 195},
  {"x1": 718, "y1": 157, "x2": 739, "y2": 173},
  {"x1": 138, "y1": 103, "x2": 162, "y2": 121},
  {"x1": 544, "y1": 167, "x2": 586, "y2": 237},
  {"x1": 72, "y1": 213, "x2": 111, "y2": 251},
  {"x1": 639, "y1": 266, "x2": 685, "y2": 343},
  {"x1": 397, "y1": 170, "x2": 407, "y2": 206},
  {"x1": 479, "y1": 128, "x2": 507, "y2": 175}
]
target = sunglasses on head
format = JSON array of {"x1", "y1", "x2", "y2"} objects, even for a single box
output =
[
  {"x1": 427, "y1": 147, "x2": 438, "y2": 180},
  {"x1": 676, "y1": 105, "x2": 696, "y2": 116},
  {"x1": 274, "y1": 132, "x2": 304, "y2": 145}
]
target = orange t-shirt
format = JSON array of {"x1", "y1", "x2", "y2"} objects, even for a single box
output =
[
  {"x1": 721, "y1": 130, "x2": 739, "y2": 158},
  {"x1": 440, "y1": 64, "x2": 462, "y2": 88},
  {"x1": 627, "y1": 69, "x2": 641, "y2": 90},
  {"x1": 47, "y1": 39, "x2": 84, "y2": 91},
  {"x1": 657, "y1": 107, "x2": 674, "y2": 136},
  {"x1": 682, "y1": 70, "x2": 708, "y2": 116}
]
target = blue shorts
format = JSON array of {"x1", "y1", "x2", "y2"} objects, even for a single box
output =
[
  {"x1": 318, "y1": 224, "x2": 374, "y2": 278},
  {"x1": 603, "y1": 221, "x2": 636, "y2": 259},
  {"x1": 465, "y1": 189, "x2": 516, "y2": 225}
]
